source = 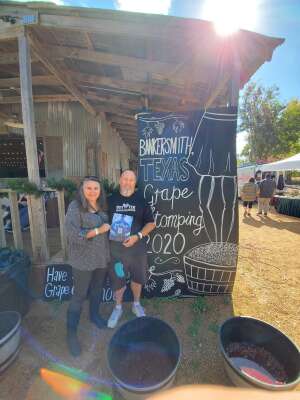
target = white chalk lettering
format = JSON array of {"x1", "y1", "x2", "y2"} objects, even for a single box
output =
[
  {"x1": 144, "y1": 184, "x2": 193, "y2": 210},
  {"x1": 153, "y1": 211, "x2": 204, "y2": 236},
  {"x1": 139, "y1": 136, "x2": 193, "y2": 157},
  {"x1": 47, "y1": 267, "x2": 68, "y2": 282},
  {"x1": 139, "y1": 157, "x2": 190, "y2": 182},
  {"x1": 44, "y1": 282, "x2": 70, "y2": 301}
]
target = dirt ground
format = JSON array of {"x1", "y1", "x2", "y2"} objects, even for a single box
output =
[{"x1": 0, "y1": 203, "x2": 299, "y2": 399}]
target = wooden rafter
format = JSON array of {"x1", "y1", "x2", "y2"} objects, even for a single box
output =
[
  {"x1": 45, "y1": 44, "x2": 175, "y2": 76},
  {"x1": 0, "y1": 110, "x2": 9, "y2": 119},
  {"x1": 0, "y1": 73, "x2": 202, "y2": 104},
  {"x1": 106, "y1": 115, "x2": 136, "y2": 125},
  {"x1": 0, "y1": 75, "x2": 58, "y2": 88},
  {"x1": 26, "y1": 29, "x2": 98, "y2": 117},
  {"x1": 84, "y1": 32, "x2": 94, "y2": 50},
  {"x1": 111, "y1": 122, "x2": 136, "y2": 131},
  {"x1": 69, "y1": 72, "x2": 202, "y2": 103},
  {"x1": 0, "y1": 44, "x2": 210, "y2": 85},
  {"x1": 39, "y1": 13, "x2": 203, "y2": 41}
]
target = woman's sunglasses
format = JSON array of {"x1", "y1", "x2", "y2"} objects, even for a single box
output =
[{"x1": 83, "y1": 175, "x2": 101, "y2": 183}]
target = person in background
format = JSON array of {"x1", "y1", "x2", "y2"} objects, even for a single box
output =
[
  {"x1": 107, "y1": 170, "x2": 156, "y2": 329},
  {"x1": 257, "y1": 174, "x2": 276, "y2": 216},
  {"x1": 241, "y1": 177, "x2": 258, "y2": 217},
  {"x1": 65, "y1": 176, "x2": 110, "y2": 357},
  {"x1": 277, "y1": 173, "x2": 285, "y2": 193}
]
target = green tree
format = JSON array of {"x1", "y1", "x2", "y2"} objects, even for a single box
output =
[
  {"x1": 277, "y1": 99, "x2": 300, "y2": 156},
  {"x1": 239, "y1": 82, "x2": 284, "y2": 161}
]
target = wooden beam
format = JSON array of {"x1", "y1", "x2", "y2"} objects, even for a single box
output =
[
  {"x1": 111, "y1": 123, "x2": 137, "y2": 132},
  {"x1": 74, "y1": 73, "x2": 203, "y2": 103},
  {"x1": 0, "y1": 198, "x2": 6, "y2": 248},
  {"x1": 0, "y1": 110, "x2": 9, "y2": 119},
  {"x1": 0, "y1": 52, "x2": 19, "y2": 65},
  {"x1": 229, "y1": 48, "x2": 241, "y2": 107},
  {"x1": 118, "y1": 133, "x2": 137, "y2": 139},
  {"x1": 8, "y1": 191, "x2": 23, "y2": 250},
  {"x1": 107, "y1": 115, "x2": 136, "y2": 126},
  {"x1": 27, "y1": 30, "x2": 98, "y2": 117},
  {"x1": 0, "y1": 24, "x2": 25, "y2": 41},
  {"x1": 39, "y1": 12, "x2": 215, "y2": 43},
  {"x1": 57, "y1": 190, "x2": 67, "y2": 261},
  {"x1": 18, "y1": 32, "x2": 49, "y2": 262},
  {"x1": 0, "y1": 75, "x2": 59, "y2": 88},
  {"x1": 84, "y1": 32, "x2": 94, "y2": 50},
  {"x1": 39, "y1": 13, "x2": 179, "y2": 40},
  {"x1": 0, "y1": 94, "x2": 74, "y2": 103},
  {"x1": 45, "y1": 44, "x2": 175, "y2": 76},
  {"x1": 0, "y1": 92, "x2": 202, "y2": 113}
]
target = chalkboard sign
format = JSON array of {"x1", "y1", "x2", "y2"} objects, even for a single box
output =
[
  {"x1": 43, "y1": 264, "x2": 133, "y2": 303},
  {"x1": 44, "y1": 264, "x2": 74, "y2": 301},
  {"x1": 138, "y1": 108, "x2": 239, "y2": 298}
]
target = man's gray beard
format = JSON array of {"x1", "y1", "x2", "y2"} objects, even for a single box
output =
[{"x1": 120, "y1": 188, "x2": 134, "y2": 197}]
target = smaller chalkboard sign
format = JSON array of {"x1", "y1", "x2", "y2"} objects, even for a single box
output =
[{"x1": 44, "y1": 264, "x2": 74, "y2": 301}]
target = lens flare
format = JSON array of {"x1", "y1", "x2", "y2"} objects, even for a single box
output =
[{"x1": 40, "y1": 368, "x2": 112, "y2": 400}]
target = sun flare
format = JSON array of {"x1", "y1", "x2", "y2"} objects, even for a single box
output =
[{"x1": 202, "y1": 0, "x2": 258, "y2": 35}]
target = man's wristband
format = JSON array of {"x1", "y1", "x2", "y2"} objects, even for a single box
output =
[
  {"x1": 137, "y1": 231, "x2": 143, "y2": 240},
  {"x1": 94, "y1": 228, "x2": 100, "y2": 235}
]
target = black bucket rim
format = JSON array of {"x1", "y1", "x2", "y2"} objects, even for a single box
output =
[
  {"x1": 107, "y1": 316, "x2": 181, "y2": 393},
  {"x1": 218, "y1": 316, "x2": 300, "y2": 389},
  {"x1": 0, "y1": 311, "x2": 21, "y2": 347}
]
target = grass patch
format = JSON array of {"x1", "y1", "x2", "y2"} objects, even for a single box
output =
[
  {"x1": 187, "y1": 314, "x2": 202, "y2": 338},
  {"x1": 191, "y1": 296, "x2": 208, "y2": 314},
  {"x1": 208, "y1": 322, "x2": 219, "y2": 334},
  {"x1": 174, "y1": 310, "x2": 182, "y2": 324},
  {"x1": 190, "y1": 358, "x2": 201, "y2": 371},
  {"x1": 223, "y1": 296, "x2": 231, "y2": 305}
]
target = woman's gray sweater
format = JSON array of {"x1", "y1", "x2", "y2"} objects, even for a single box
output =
[{"x1": 65, "y1": 200, "x2": 110, "y2": 271}]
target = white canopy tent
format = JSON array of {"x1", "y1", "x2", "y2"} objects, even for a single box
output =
[{"x1": 260, "y1": 153, "x2": 300, "y2": 172}]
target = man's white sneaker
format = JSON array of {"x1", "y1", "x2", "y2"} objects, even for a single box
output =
[
  {"x1": 107, "y1": 307, "x2": 123, "y2": 328},
  {"x1": 132, "y1": 303, "x2": 146, "y2": 317}
]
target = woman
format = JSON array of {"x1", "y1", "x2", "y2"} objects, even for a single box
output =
[
  {"x1": 65, "y1": 176, "x2": 110, "y2": 357},
  {"x1": 241, "y1": 177, "x2": 258, "y2": 217}
]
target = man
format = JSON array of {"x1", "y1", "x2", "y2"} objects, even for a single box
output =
[
  {"x1": 107, "y1": 170, "x2": 156, "y2": 328},
  {"x1": 257, "y1": 174, "x2": 276, "y2": 216}
]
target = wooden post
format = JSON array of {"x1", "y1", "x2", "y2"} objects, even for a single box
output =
[
  {"x1": 229, "y1": 48, "x2": 241, "y2": 107},
  {"x1": 57, "y1": 190, "x2": 67, "y2": 261},
  {"x1": 8, "y1": 191, "x2": 23, "y2": 250},
  {"x1": 18, "y1": 32, "x2": 49, "y2": 262},
  {"x1": 0, "y1": 198, "x2": 6, "y2": 248}
]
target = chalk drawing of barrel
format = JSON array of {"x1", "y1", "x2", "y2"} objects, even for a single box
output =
[{"x1": 183, "y1": 242, "x2": 238, "y2": 294}]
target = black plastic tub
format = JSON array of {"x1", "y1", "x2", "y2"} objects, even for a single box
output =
[
  {"x1": 107, "y1": 317, "x2": 181, "y2": 400},
  {"x1": 0, "y1": 311, "x2": 21, "y2": 373},
  {"x1": 219, "y1": 316, "x2": 300, "y2": 391},
  {"x1": 0, "y1": 249, "x2": 31, "y2": 316}
]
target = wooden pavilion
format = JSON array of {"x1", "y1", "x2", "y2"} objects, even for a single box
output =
[{"x1": 0, "y1": 2, "x2": 284, "y2": 263}]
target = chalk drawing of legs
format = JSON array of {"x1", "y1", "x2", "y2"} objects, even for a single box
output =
[
  {"x1": 198, "y1": 175, "x2": 227, "y2": 242},
  {"x1": 187, "y1": 110, "x2": 237, "y2": 177}
]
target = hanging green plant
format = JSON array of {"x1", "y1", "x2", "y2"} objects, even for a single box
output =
[
  {"x1": 101, "y1": 178, "x2": 118, "y2": 196},
  {"x1": 46, "y1": 178, "x2": 77, "y2": 200},
  {"x1": 6, "y1": 178, "x2": 43, "y2": 198}
]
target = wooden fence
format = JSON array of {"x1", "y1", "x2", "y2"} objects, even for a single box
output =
[{"x1": 0, "y1": 188, "x2": 67, "y2": 261}]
